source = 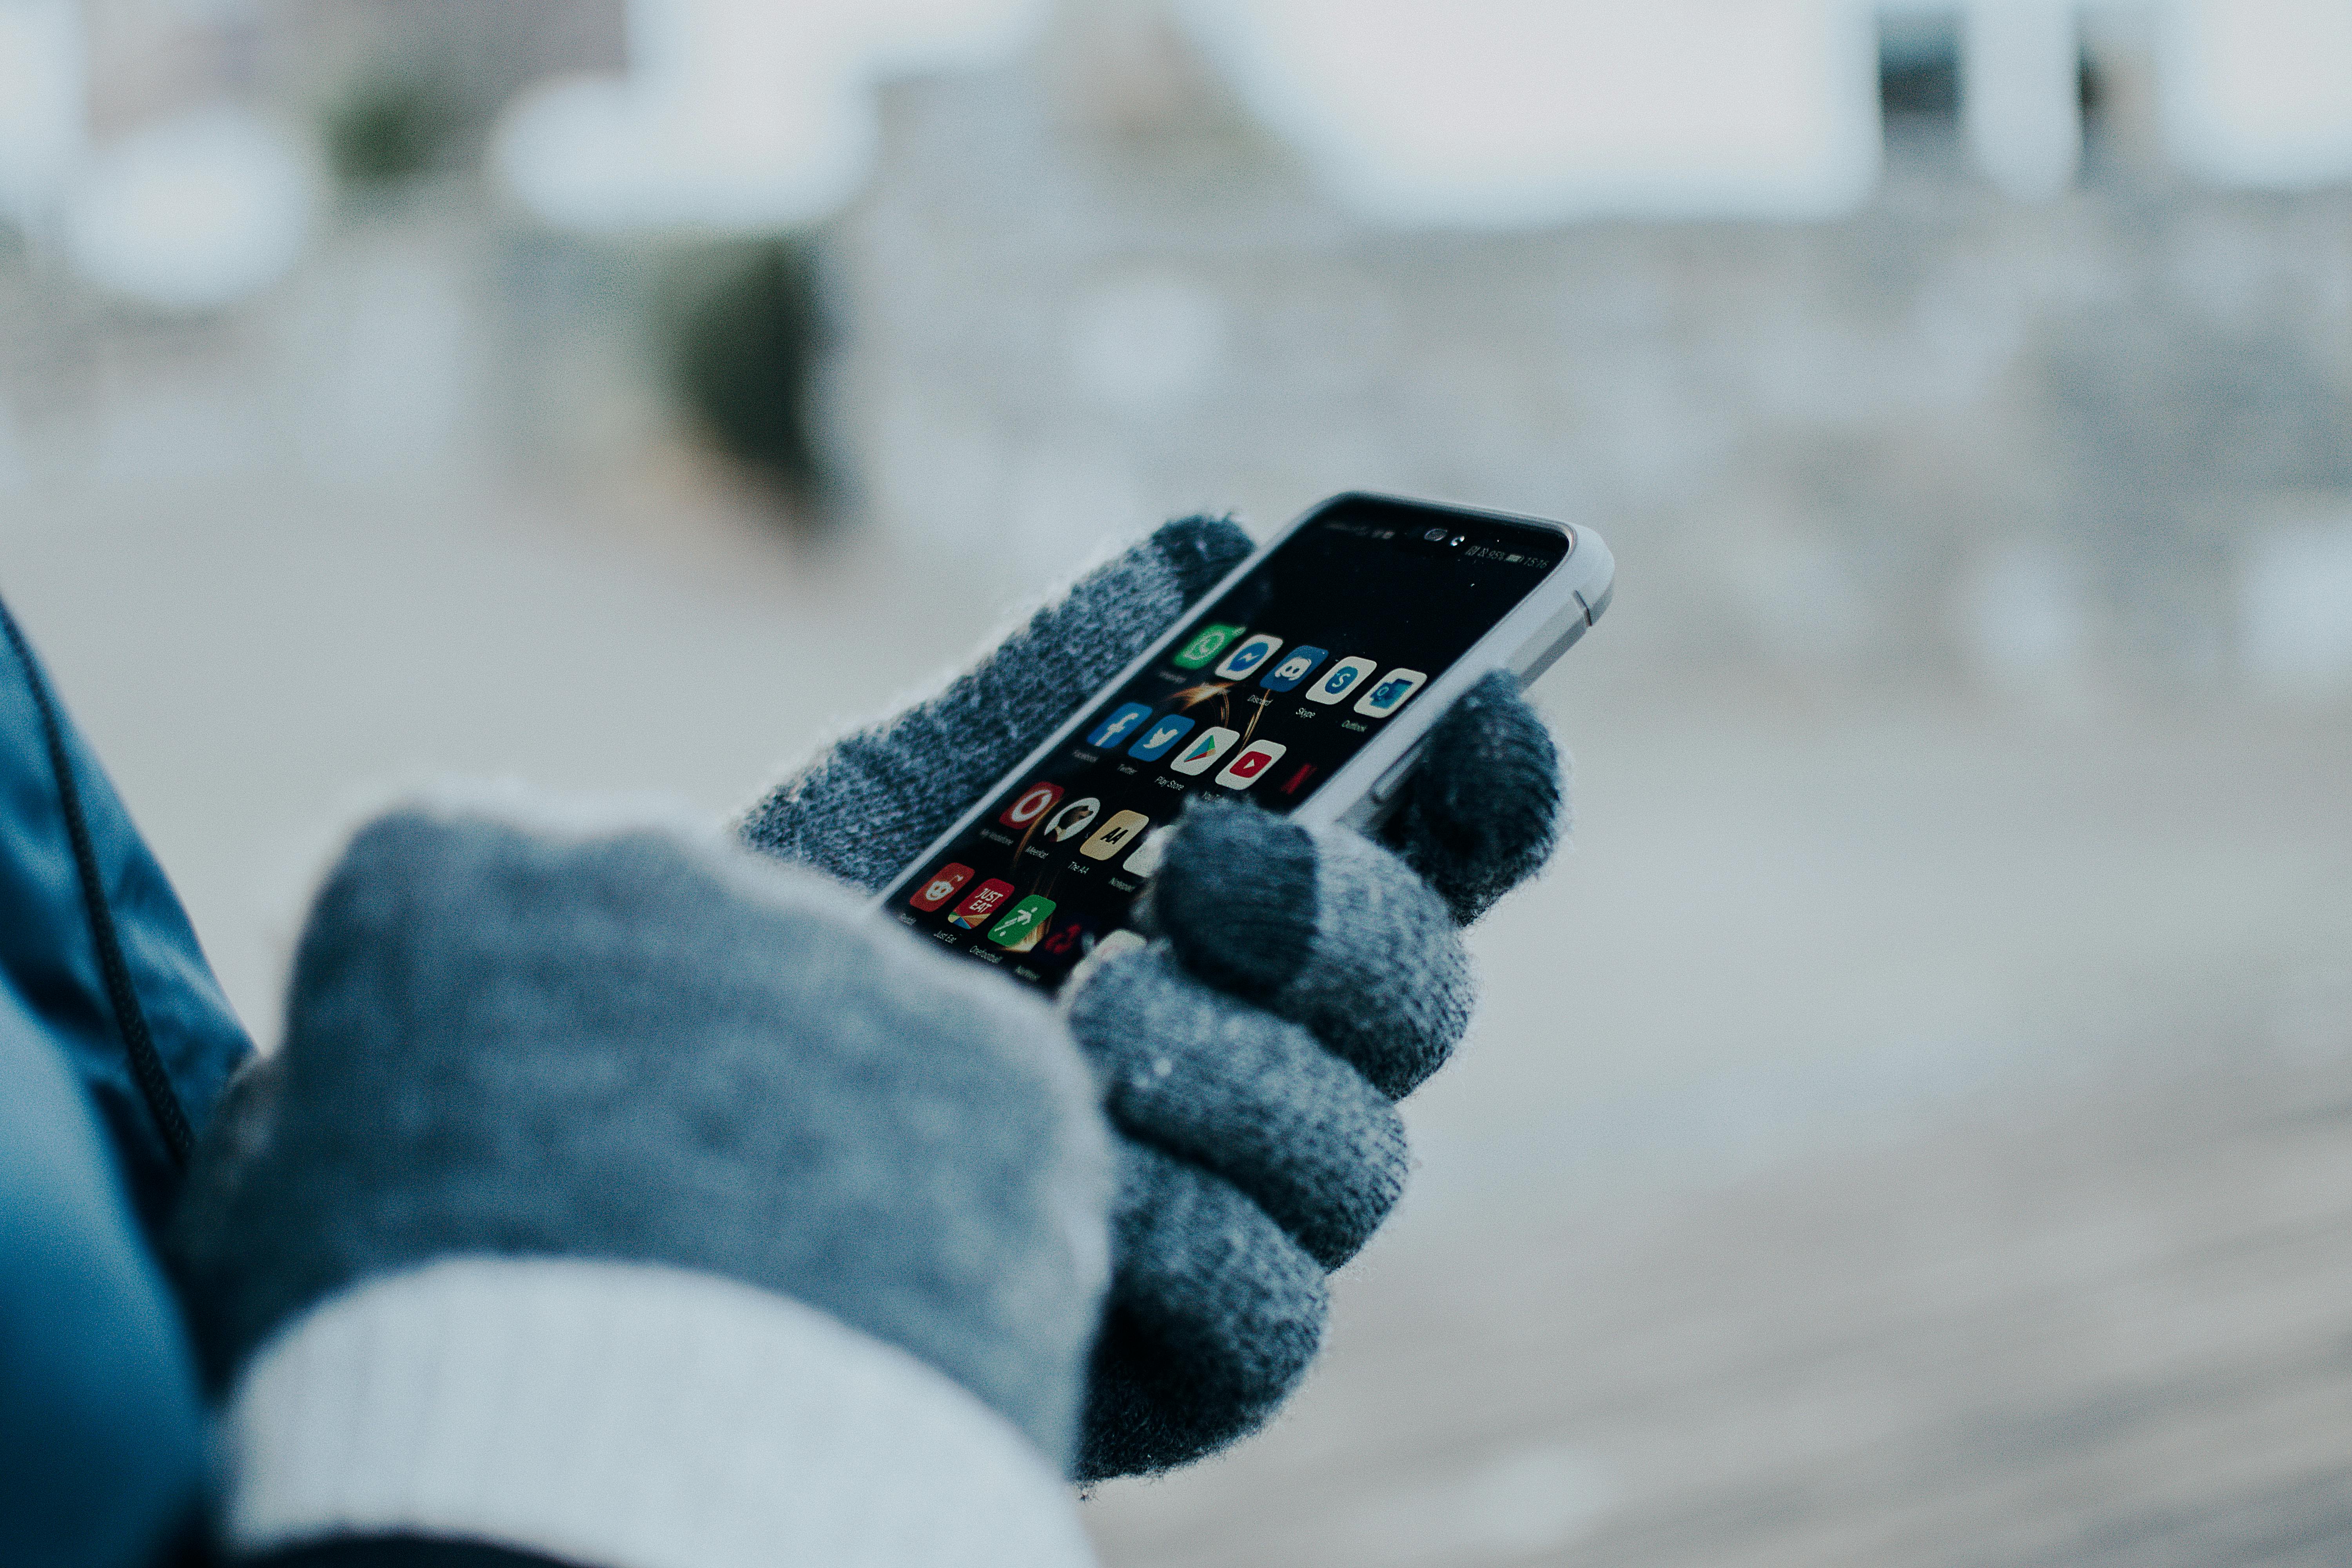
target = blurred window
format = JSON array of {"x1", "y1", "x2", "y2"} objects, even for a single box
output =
[{"x1": 1879, "y1": 11, "x2": 1960, "y2": 123}]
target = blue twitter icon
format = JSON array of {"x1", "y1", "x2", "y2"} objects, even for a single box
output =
[{"x1": 1127, "y1": 713, "x2": 1198, "y2": 761}]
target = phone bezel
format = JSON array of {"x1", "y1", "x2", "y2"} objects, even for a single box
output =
[{"x1": 874, "y1": 491, "x2": 1613, "y2": 920}]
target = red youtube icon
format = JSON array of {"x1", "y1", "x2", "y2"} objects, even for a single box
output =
[
  {"x1": 998, "y1": 781, "x2": 1064, "y2": 829},
  {"x1": 1214, "y1": 739, "x2": 1287, "y2": 789}
]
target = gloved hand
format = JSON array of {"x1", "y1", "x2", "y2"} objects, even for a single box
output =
[
  {"x1": 170, "y1": 799, "x2": 1112, "y2": 1567},
  {"x1": 742, "y1": 518, "x2": 1565, "y2": 1479}
]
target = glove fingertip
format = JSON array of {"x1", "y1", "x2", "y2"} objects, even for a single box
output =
[
  {"x1": 1149, "y1": 800, "x2": 1318, "y2": 1000},
  {"x1": 1387, "y1": 671, "x2": 1563, "y2": 923}
]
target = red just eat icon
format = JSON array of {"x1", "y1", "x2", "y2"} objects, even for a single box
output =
[{"x1": 948, "y1": 878, "x2": 1016, "y2": 929}]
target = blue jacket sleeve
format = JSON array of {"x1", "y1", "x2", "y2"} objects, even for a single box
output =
[
  {"x1": 0, "y1": 596, "x2": 254, "y2": 1239},
  {"x1": 0, "y1": 593, "x2": 255, "y2": 1566}
]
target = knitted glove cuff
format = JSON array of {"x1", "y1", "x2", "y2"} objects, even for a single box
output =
[{"x1": 224, "y1": 1258, "x2": 1095, "y2": 1568}]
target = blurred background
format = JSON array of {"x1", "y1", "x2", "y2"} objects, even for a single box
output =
[{"x1": 5, "y1": 0, "x2": 2352, "y2": 1562}]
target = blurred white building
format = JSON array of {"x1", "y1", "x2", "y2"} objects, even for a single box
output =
[{"x1": 811, "y1": 0, "x2": 2352, "y2": 684}]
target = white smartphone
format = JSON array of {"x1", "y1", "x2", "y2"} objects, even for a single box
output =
[{"x1": 876, "y1": 493, "x2": 1614, "y2": 992}]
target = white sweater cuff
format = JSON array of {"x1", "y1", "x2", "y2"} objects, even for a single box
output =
[{"x1": 223, "y1": 1257, "x2": 1095, "y2": 1568}]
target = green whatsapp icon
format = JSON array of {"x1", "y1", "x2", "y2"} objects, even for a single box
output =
[{"x1": 1172, "y1": 623, "x2": 1243, "y2": 670}]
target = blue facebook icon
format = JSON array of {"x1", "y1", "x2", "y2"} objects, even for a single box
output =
[
  {"x1": 1127, "y1": 713, "x2": 1198, "y2": 761},
  {"x1": 1086, "y1": 703, "x2": 1154, "y2": 750}
]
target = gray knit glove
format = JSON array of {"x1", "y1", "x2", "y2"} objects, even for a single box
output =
[
  {"x1": 741, "y1": 518, "x2": 1565, "y2": 1479},
  {"x1": 171, "y1": 800, "x2": 1111, "y2": 1564}
]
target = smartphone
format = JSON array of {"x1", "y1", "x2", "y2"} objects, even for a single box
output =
[{"x1": 877, "y1": 493, "x2": 1613, "y2": 992}]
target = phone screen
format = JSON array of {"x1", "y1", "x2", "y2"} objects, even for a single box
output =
[{"x1": 880, "y1": 497, "x2": 1570, "y2": 991}]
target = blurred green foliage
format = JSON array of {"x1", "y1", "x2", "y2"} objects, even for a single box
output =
[
  {"x1": 663, "y1": 239, "x2": 829, "y2": 509},
  {"x1": 325, "y1": 75, "x2": 457, "y2": 188}
]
